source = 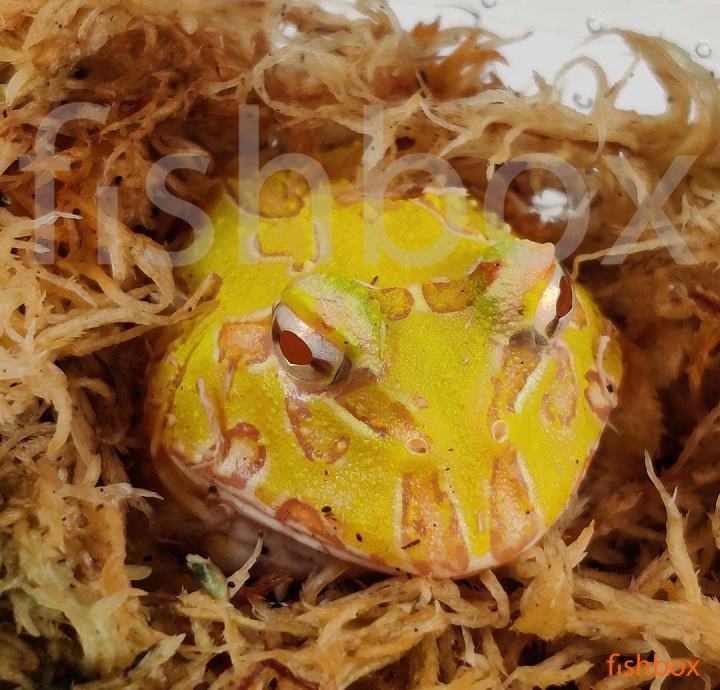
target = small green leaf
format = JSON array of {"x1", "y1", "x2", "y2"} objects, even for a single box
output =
[{"x1": 186, "y1": 554, "x2": 228, "y2": 600}]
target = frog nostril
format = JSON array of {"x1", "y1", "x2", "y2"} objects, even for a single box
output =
[{"x1": 279, "y1": 330, "x2": 313, "y2": 366}]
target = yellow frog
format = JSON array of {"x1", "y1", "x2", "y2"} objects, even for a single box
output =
[{"x1": 144, "y1": 176, "x2": 622, "y2": 579}]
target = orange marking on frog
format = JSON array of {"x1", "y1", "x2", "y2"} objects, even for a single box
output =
[
  {"x1": 422, "y1": 278, "x2": 476, "y2": 313},
  {"x1": 254, "y1": 184, "x2": 313, "y2": 272},
  {"x1": 218, "y1": 320, "x2": 271, "y2": 370},
  {"x1": 213, "y1": 422, "x2": 266, "y2": 489},
  {"x1": 400, "y1": 472, "x2": 469, "y2": 576},
  {"x1": 336, "y1": 371, "x2": 430, "y2": 451},
  {"x1": 490, "y1": 449, "x2": 541, "y2": 562},
  {"x1": 470, "y1": 259, "x2": 501, "y2": 286},
  {"x1": 276, "y1": 498, "x2": 346, "y2": 551},
  {"x1": 573, "y1": 297, "x2": 588, "y2": 328},
  {"x1": 374, "y1": 287, "x2": 414, "y2": 321},
  {"x1": 285, "y1": 396, "x2": 350, "y2": 462},
  {"x1": 542, "y1": 344, "x2": 577, "y2": 426},
  {"x1": 422, "y1": 260, "x2": 500, "y2": 314},
  {"x1": 584, "y1": 371, "x2": 613, "y2": 422},
  {"x1": 487, "y1": 338, "x2": 543, "y2": 426}
]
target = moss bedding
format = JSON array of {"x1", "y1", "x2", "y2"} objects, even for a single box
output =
[{"x1": 1, "y1": 1, "x2": 720, "y2": 688}]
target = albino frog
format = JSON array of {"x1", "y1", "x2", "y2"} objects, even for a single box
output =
[{"x1": 144, "y1": 177, "x2": 622, "y2": 579}]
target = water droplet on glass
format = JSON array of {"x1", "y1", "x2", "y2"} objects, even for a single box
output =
[
  {"x1": 586, "y1": 16, "x2": 603, "y2": 33},
  {"x1": 481, "y1": 0, "x2": 497, "y2": 8},
  {"x1": 573, "y1": 93, "x2": 594, "y2": 110},
  {"x1": 695, "y1": 42, "x2": 712, "y2": 59}
]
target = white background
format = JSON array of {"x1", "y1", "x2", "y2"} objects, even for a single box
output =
[{"x1": 389, "y1": 0, "x2": 720, "y2": 115}]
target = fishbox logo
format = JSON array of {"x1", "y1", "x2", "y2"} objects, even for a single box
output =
[{"x1": 607, "y1": 653, "x2": 701, "y2": 678}]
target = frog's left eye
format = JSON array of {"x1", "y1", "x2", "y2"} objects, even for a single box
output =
[
  {"x1": 271, "y1": 303, "x2": 350, "y2": 389},
  {"x1": 534, "y1": 265, "x2": 575, "y2": 342}
]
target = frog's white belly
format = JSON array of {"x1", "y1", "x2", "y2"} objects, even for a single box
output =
[{"x1": 205, "y1": 512, "x2": 339, "y2": 577}]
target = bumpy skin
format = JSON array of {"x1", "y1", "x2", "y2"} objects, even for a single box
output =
[{"x1": 144, "y1": 178, "x2": 622, "y2": 579}]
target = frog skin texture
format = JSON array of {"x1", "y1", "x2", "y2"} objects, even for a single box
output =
[{"x1": 144, "y1": 179, "x2": 622, "y2": 579}]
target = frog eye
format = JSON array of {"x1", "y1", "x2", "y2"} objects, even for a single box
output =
[
  {"x1": 534, "y1": 265, "x2": 575, "y2": 342},
  {"x1": 271, "y1": 303, "x2": 350, "y2": 389}
]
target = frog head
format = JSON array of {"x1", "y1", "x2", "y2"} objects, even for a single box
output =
[{"x1": 144, "y1": 178, "x2": 622, "y2": 578}]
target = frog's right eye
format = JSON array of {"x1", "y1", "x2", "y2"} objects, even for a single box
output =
[{"x1": 271, "y1": 303, "x2": 350, "y2": 389}]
